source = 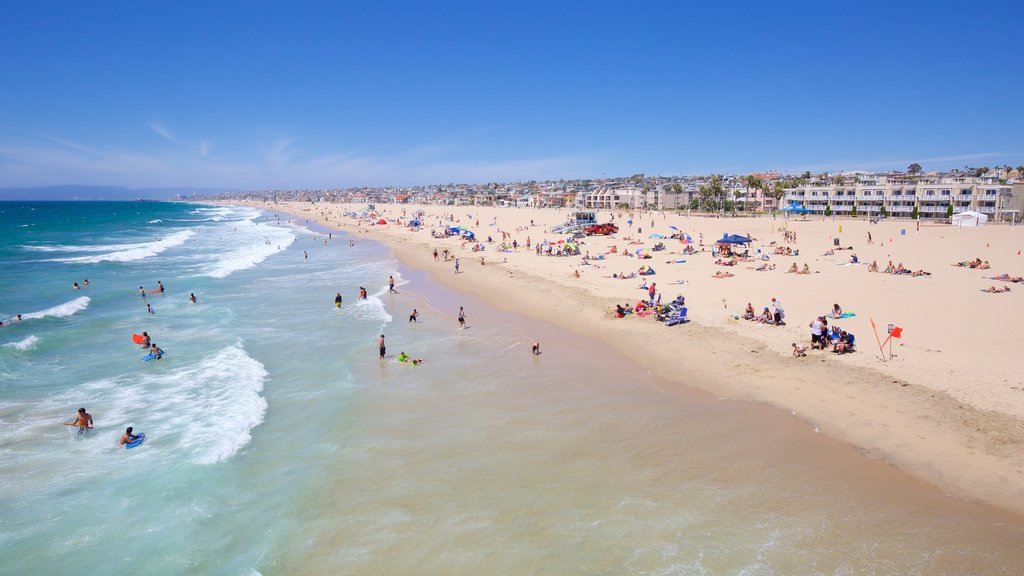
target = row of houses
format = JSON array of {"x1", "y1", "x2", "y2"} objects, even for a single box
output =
[{"x1": 202, "y1": 171, "x2": 1022, "y2": 221}]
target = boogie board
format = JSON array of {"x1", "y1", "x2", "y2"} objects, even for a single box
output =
[
  {"x1": 132, "y1": 333, "x2": 145, "y2": 344},
  {"x1": 125, "y1": 433, "x2": 145, "y2": 449},
  {"x1": 142, "y1": 353, "x2": 164, "y2": 361}
]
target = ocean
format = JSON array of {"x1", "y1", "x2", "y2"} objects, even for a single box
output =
[{"x1": 1, "y1": 201, "x2": 1022, "y2": 575}]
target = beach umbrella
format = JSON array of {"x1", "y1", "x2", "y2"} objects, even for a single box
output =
[{"x1": 377, "y1": 219, "x2": 387, "y2": 225}]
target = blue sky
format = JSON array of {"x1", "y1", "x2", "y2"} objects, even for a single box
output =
[{"x1": 1, "y1": 1, "x2": 1021, "y2": 189}]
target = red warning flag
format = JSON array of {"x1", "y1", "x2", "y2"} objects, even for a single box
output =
[{"x1": 889, "y1": 326, "x2": 903, "y2": 339}]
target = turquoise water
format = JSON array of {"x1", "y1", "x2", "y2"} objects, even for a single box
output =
[{"x1": 2, "y1": 201, "x2": 1023, "y2": 575}]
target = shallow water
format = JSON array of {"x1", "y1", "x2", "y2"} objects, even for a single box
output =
[{"x1": 1, "y1": 202, "x2": 1022, "y2": 575}]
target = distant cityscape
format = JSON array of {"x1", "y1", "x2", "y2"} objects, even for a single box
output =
[{"x1": 198, "y1": 165, "x2": 1024, "y2": 222}]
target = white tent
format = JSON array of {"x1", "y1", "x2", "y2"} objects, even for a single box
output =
[{"x1": 952, "y1": 210, "x2": 988, "y2": 227}]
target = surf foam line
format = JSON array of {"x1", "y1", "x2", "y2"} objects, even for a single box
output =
[
  {"x1": 2, "y1": 335, "x2": 39, "y2": 350},
  {"x1": 46, "y1": 230, "x2": 196, "y2": 263},
  {"x1": 19, "y1": 296, "x2": 90, "y2": 320},
  {"x1": 200, "y1": 221, "x2": 296, "y2": 279}
]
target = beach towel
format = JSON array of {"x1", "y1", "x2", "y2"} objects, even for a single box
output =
[{"x1": 827, "y1": 312, "x2": 857, "y2": 319}]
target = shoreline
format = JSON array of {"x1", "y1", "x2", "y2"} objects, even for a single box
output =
[{"x1": 231, "y1": 200, "x2": 1024, "y2": 517}]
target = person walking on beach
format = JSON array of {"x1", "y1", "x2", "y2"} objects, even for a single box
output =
[
  {"x1": 389, "y1": 276, "x2": 398, "y2": 294},
  {"x1": 454, "y1": 258, "x2": 460, "y2": 274},
  {"x1": 458, "y1": 306, "x2": 466, "y2": 329},
  {"x1": 379, "y1": 334, "x2": 386, "y2": 359},
  {"x1": 409, "y1": 309, "x2": 418, "y2": 323}
]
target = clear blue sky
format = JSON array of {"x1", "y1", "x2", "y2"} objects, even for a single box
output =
[{"x1": 1, "y1": 1, "x2": 1021, "y2": 189}]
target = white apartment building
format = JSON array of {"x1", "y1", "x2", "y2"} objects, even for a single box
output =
[
  {"x1": 580, "y1": 187, "x2": 646, "y2": 210},
  {"x1": 783, "y1": 175, "x2": 1012, "y2": 220}
]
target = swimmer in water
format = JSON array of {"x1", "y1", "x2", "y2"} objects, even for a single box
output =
[
  {"x1": 140, "y1": 331, "x2": 151, "y2": 347},
  {"x1": 73, "y1": 282, "x2": 81, "y2": 289},
  {"x1": 397, "y1": 351, "x2": 410, "y2": 363},
  {"x1": 147, "y1": 303, "x2": 154, "y2": 315},
  {"x1": 139, "y1": 286, "x2": 146, "y2": 298},
  {"x1": 83, "y1": 279, "x2": 89, "y2": 286},
  {"x1": 335, "y1": 292, "x2": 343, "y2": 308},
  {"x1": 189, "y1": 293, "x2": 197, "y2": 304},
  {"x1": 72, "y1": 408, "x2": 93, "y2": 435},
  {"x1": 149, "y1": 343, "x2": 163, "y2": 360},
  {"x1": 118, "y1": 426, "x2": 139, "y2": 447},
  {"x1": 157, "y1": 281, "x2": 165, "y2": 293}
]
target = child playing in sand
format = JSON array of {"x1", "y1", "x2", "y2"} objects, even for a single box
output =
[{"x1": 792, "y1": 343, "x2": 807, "y2": 357}]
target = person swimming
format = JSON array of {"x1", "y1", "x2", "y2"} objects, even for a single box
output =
[
  {"x1": 71, "y1": 407, "x2": 93, "y2": 435},
  {"x1": 189, "y1": 293, "x2": 197, "y2": 304},
  {"x1": 118, "y1": 426, "x2": 139, "y2": 447},
  {"x1": 140, "y1": 331, "x2": 151, "y2": 348},
  {"x1": 148, "y1": 343, "x2": 163, "y2": 360}
]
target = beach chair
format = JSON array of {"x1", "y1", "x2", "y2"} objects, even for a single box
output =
[{"x1": 664, "y1": 307, "x2": 688, "y2": 326}]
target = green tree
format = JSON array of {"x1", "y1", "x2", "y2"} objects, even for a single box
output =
[
  {"x1": 879, "y1": 205, "x2": 888, "y2": 218},
  {"x1": 911, "y1": 205, "x2": 919, "y2": 219},
  {"x1": 946, "y1": 202, "x2": 954, "y2": 218},
  {"x1": 908, "y1": 163, "x2": 922, "y2": 175},
  {"x1": 824, "y1": 204, "x2": 832, "y2": 217},
  {"x1": 851, "y1": 203, "x2": 858, "y2": 217},
  {"x1": 1016, "y1": 165, "x2": 1024, "y2": 174}
]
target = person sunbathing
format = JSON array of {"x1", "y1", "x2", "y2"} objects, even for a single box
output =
[
  {"x1": 979, "y1": 260, "x2": 990, "y2": 270},
  {"x1": 912, "y1": 269, "x2": 931, "y2": 277},
  {"x1": 823, "y1": 249, "x2": 835, "y2": 255},
  {"x1": 786, "y1": 263, "x2": 798, "y2": 273},
  {"x1": 742, "y1": 303, "x2": 755, "y2": 320},
  {"x1": 831, "y1": 303, "x2": 843, "y2": 318},
  {"x1": 712, "y1": 271, "x2": 734, "y2": 278},
  {"x1": 982, "y1": 285, "x2": 1011, "y2": 293},
  {"x1": 867, "y1": 260, "x2": 879, "y2": 272},
  {"x1": 798, "y1": 264, "x2": 811, "y2": 275}
]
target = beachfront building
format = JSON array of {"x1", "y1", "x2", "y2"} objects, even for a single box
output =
[
  {"x1": 580, "y1": 187, "x2": 646, "y2": 210},
  {"x1": 783, "y1": 174, "x2": 1014, "y2": 220}
]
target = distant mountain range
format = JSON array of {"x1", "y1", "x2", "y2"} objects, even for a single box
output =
[{"x1": 0, "y1": 185, "x2": 237, "y2": 201}]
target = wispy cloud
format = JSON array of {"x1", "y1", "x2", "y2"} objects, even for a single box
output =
[
  {"x1": 148, "y1": 121, "x2": 184, "y2": 145},
  {"x1": 787, "y1": 152, "x2": 1016, "y2": 174},
  {"x1": 0, "y1": 132, "x2": 598, "y2": 190}
]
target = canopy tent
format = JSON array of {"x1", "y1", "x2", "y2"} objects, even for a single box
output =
[
  {"x1": 407, "y1": 219, "x2": 422, "y2": 227},
  {"x1": 717, "y1": 233, "x2": 752, "y2": 245},
  {"x1": 952, "y1": 210, "x2": 988, "y2": 227},
  {"x1": 781, "y1": 202, "x2": 811, "y2": 214},
  {"x1": 377, "y1": 218, "x2": 387, "y2": 225}
]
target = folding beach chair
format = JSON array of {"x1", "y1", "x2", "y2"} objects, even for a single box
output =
[{"x1": 664, "y1": 307, "x2": 688, "y2": 326}]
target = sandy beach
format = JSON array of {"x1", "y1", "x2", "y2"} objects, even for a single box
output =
[{"x1": 232, "y1": 200, "x2": 1024, "y2": 515}]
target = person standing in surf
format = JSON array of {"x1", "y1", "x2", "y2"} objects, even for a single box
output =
[
  {"x1": 389, "y1": 275, "x2": 398, "y2": 294},
  {"x1": 379, "y1": 334, "x2": 386, "y2": 359},
  {"x1": 139, "y1": 286, "x2": 146, "y2": 298},
  {"x1": 458, "y1": 306, "x2": 466, "y2": 329},
  {"x1": 157, "y1": 280, "x2": 165, "y2": 294},
  {"x1": 335, "y1": 292, "x2": 343, "y2": 308},
  {"x1": 72, "y1": 408, "x2": 93, "y2": 435}
]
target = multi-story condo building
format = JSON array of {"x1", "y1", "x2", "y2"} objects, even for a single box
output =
[{"x1": 783, "y1": 174, "x2": 1013, "y2": 220}]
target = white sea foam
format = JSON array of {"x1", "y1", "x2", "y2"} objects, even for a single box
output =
[
  {"x1": 48, "y1": 230, "x2": 195, "y2": 263},
  {"x1": 21, "y1": 296, "x2": 90, "y2": 320},
  {"x1": 200, "y1": 222, "x2": 296, "y2": 278},
  {"x1": 161, "y1": 345, "x2": 268, "y2": 464},
  {"x1": 3, "y1": 335, "x2": 39, "y2": 350},
  {"x1": 147, "y1": 219, "x2": 162, "y2": 224}
]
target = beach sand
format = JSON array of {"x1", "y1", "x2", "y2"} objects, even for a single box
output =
[{"x1": 232, "y1": 200, "x2": 1024, "y2": 515}]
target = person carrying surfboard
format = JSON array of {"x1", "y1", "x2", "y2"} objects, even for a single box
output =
[{"x1": 70, "y1": 408, "x2": 93, "y2": 435}]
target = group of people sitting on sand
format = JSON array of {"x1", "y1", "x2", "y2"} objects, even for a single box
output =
[
  {"x1": 785, "y1": 263, "x2": 812, "y2": 274},
  {"x1": 867, "y1": 260, "x2": 931, "y2": 276},
  {"x1": 952, "y1": 258, "x2": 990, "y2": 270},
  {"x1": 772, "y1": 246, "x2": 799, "y2": 256}
]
